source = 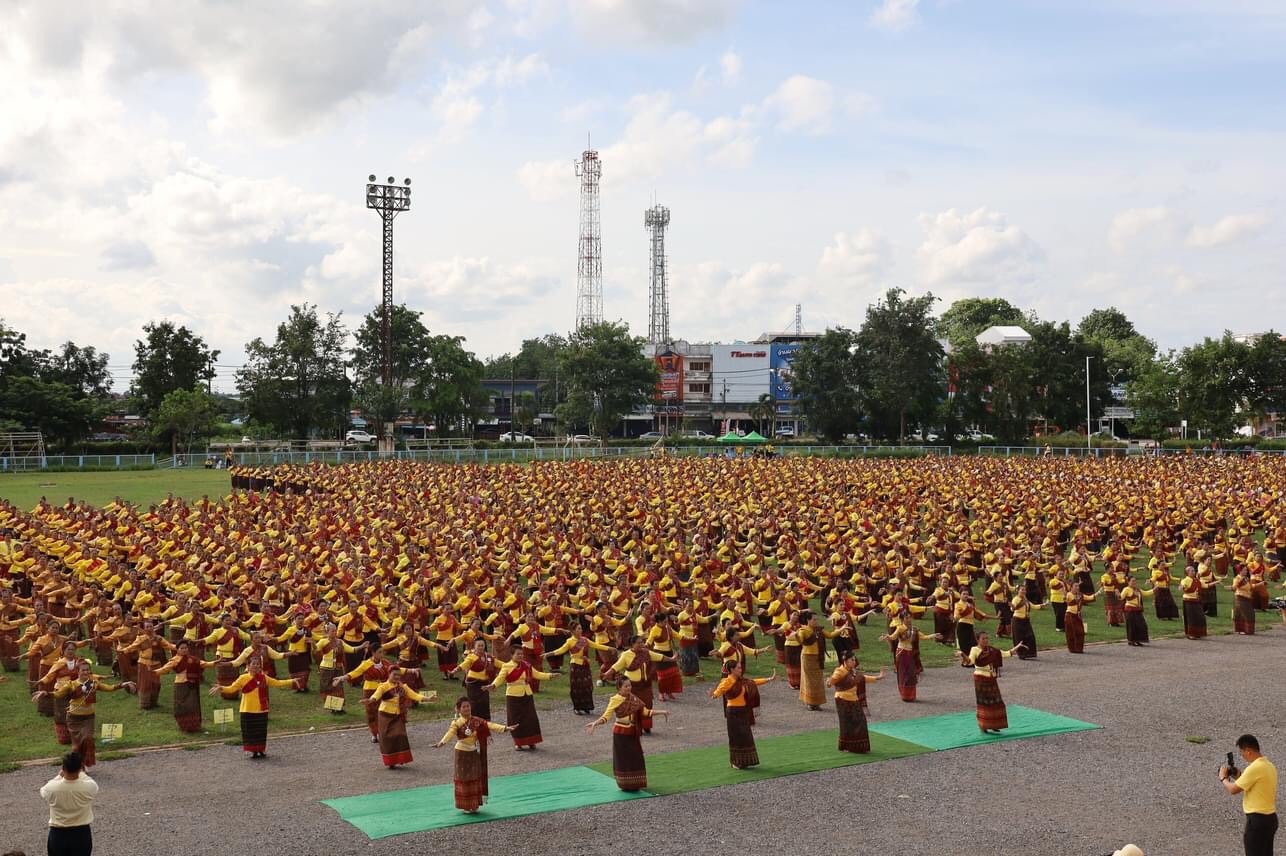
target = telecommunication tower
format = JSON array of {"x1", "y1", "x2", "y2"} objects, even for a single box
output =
[
  {"x1": 645, "y1": 203, "x2": 671, "y2": 345},
  {"x1": 574, "y1": 147, "x2": 603, "y2": 329},
  {"x1": 794, "y1": 303, "x2": 802, "y2": 336}
]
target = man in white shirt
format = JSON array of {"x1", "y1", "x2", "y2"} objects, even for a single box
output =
[{"x1": 39, "y1": 751, "x2": 98, "y2": 856}]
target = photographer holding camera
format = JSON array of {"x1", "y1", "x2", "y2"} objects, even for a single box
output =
[{"x1": 1220, "y1": 734, "x2": 1279, "y2": 855}]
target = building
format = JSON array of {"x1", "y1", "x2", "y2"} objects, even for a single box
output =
[{"x1": 975, "y1": 325, "x2": 1032, "y2": 349}]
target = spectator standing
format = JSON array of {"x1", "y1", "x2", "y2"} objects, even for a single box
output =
[
  {"x1": 39, "y1": 751, "x2": 97, "y2": 856},
  {"x1": 1221, "y1": 734, "x2": 1279, "y2": 856}
]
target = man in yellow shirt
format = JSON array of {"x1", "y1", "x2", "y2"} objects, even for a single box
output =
[{"x1": 1221, "y1": 733, "x2": 1278, "y2": 855}]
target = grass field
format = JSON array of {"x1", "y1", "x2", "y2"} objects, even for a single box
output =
[
  {"x1": 0, "y1": 465, "x2": 1268, "y2": 765},
  {"x1": 0, "y1": 468, "x2": 233, "y2": 510}
]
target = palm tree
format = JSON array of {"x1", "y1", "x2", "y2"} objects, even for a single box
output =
[{"x1": 750, "y1": 393, "x2": 775, "y2": 436}]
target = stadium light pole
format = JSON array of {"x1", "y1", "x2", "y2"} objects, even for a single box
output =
[
  {"x1": 366, "y1": 175, "x2": 411, "y2": 451},
  {"x1": 1085, "y1": 355, "x2": 1093, "y2": 451}
]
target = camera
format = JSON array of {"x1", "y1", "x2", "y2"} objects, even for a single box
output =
[{"x1": 1226, "y1": 751, "x2": 1240, "y2": 779}]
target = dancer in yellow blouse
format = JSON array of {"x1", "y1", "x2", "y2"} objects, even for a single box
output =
[
  {"x1": 587, "y1": 676, "x2": 669, "y2": 791},
  {"x1": 209, "y1": 657, "x2": 299, "y2": 758},
  {"x1": 710, "y1": 661, "x2": 776, "y2": 769},
  {"x1": 367, "y1": 669, "x2": 436, "y2": 769},
  {"x1": 434, "y1": 697, "x2": 516, "y2": 813},
  {"x1": 827, "y1": 651, "x2": 884, "y2": 753},
  {"x1": 957, "y1": 632, "x2": 1025, "y2": 734}
]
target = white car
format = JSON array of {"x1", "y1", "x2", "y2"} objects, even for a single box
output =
[
  {"x1": 775, "y1": 427, "x2": 795, "y2": 438},
  {"x1": 345, "y1": 430, "x2": 375, "y2": 443},
  {"x1": 499, "y1": 432, "x2": 534, "y2": 443},
  {"x1": 681, "y1": 430, "x2": 715, "y2": 440},
  {"x1": 569, "y1": 434, "x2": 599, "y2": 445}
]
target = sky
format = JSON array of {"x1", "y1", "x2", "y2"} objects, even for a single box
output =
[{"x1": 1, "y1": 0, "x2": 1283, "y2": 392}]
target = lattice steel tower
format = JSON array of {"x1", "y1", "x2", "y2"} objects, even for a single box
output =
[
  {"x1": 574, "y1": 147, "x2": 603, "y2": 329},
  {"x1": 366, "y1": 174, "x2": 411, "y2": 388},
  {"x1": 644, "y1": 203, "x2": 671, "y2": 345}
]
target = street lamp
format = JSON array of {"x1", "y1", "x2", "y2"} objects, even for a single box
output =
[
  {"x1": 1085, "y1": 355, "x2": 1094, "y2": 451},
  {"x1": 366, "y1": 174, "x2": 411, "y2": 453}
]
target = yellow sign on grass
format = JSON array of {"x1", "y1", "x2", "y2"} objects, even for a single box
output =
[
  {"x1": 100, "y1": 723, "x2": 123, "y2": 740},
  {"x1": 323, "y1": 695, "x2": 345, "y2": 711},
  {"x1": 212, "y1": 708, "x2": 235, "y2": 725}
]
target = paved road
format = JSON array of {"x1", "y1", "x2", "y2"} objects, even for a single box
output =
[{"x1": 4, "y1": 628, "x2": 1280, "y2": 856}]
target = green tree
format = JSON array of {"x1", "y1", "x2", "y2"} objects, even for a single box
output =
[
  {"x1": 937, "y1": 297, "x2": 1025, "y2": 349},
  {"x1": 1247, "y1": 332, "x2": 1286, "y2": 420},
  {"x1": 983, "y1": 340, "x2": 1039, "y2": 443},
  {"x1": 749, "y1": 393, "x2": 776, "y2": 436},
  {"x1": 1078, "y1": 307, "x2": 1157, "y2": 385},
  {"x1": 152, "y1": 388, "x2": 219, "y2": 457},
  {"x1": 855, "y1": 288, "x2": 944, "y2": 441},
  {"x1": 0, "y1": 376, "x2": 94, "y2": 450},
  {"x1": 1026, "y1": 320, "x2": 1112, "y2": 435},
  {"x1": 40, "y1": 342, "x2": 113, "y2": 398},
  {"x1": 131, "y1": 321, "x2": 218, "y2": 416},
  {"x1": 1126, "y1": 355, "x2": 1181, "y2": 439},
  {"x1": 236, "y1": 304, "x2": 349, "y2": 439},
  {"x1": 416, "y1": 334, "x2": 485, "y2": 436},
  {"x1": 1174, "y1": 334, "x2": 1251, "y2": 438},
  {"x1": 558, "y1": 321, "x2": 657, "y2": 438},
  {"x1": 485, "y1": 335, "x2": 570, "y2": 411},
  {"x1": 792, "y1": 327, "x2": 862, "y2": 443},
  {"x1": 351, "y1": 304, "x2": 434, "y2": 425},
  {"x1": 513, "y1": 392, "x2": 538, "y2": 435}
]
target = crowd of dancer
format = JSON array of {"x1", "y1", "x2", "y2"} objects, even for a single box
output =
[{"x1": 2, "y1": 454, "x2": 1284, "y2": 809}]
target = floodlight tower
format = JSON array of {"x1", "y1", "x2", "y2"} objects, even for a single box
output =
[
  {"x1": 645, "y1": 203, "x2": 671, "y2": 345},
  {"x1": 366, "y1": 174, "x2": 412, "y2": 389},
  {"x1": 574, "y1": 147, "x2": 603, "y2": 329}
]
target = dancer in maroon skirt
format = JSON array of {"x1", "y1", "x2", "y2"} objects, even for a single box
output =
[{"x1": 958, "y1": 632, "x2": 1025, "y2": 733}]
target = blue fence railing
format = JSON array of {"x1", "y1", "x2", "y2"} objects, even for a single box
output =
[{"x1": 0, "y1": 454, "x2": 157, "y2": 472}]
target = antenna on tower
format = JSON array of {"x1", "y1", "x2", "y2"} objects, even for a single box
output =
[
  {"x1": 574, "y1": 144, "x2": 603, "y2": 330},
  {"x1": 794, "y1": 303, "x2": 802, "y2": 336},
  {"x1": 645, "y1": 202, "x2": 671, "y2": 346}
]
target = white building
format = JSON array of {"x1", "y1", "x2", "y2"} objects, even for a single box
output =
[{"x1": 975, "y1": 325, "x2": 1032, "y2": 349}]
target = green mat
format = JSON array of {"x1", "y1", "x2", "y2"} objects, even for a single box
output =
[
  {"x1": 322, "y1": 765, "x2": 647, "y2": 839},
  {"x1": 325, "y1": 705, "x2": 1099, "y2": 838},
  {"x1": 869, "y1": 703, "x2": 1099, "y2": 751},
  {"x1": 588, "y1": 728, "x2": 930, "y2": 795}
]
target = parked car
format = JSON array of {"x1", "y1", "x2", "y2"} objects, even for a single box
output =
[
  {"x1": 499, "y1": 432, "x2": 535, "y2": 443},
  {"x1": 680, "y1": 430, "x2": 715, "y2": 440},
  {"x1": 569, "y1": 434, "x2": 599, "y2": 445},
  {"x1": 774, "y1": 427, "x2": 795, "y2": 438},
  {"x1": 638, "y1": 431, "x2": 665, "y2": 440},
  {"x1": 345, "y1": 430, "x2": 375, "y2": 443}
]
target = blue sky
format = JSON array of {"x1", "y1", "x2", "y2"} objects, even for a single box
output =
[{"x1": 1, "y1": 0, "x2": 1282, "y2": 391}]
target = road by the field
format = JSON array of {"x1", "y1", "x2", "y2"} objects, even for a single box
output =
[{"x1": 3, "y1": 629, "x2": 1279, "y2": 856}]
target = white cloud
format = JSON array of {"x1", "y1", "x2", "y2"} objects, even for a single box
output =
[
  {"x1": 818, "y1": 228, "x2": 891, "y2": 286},
  {"x1": 0, "y1": 2, "x2": 482, "y2": 137},
  {"x1": 869, "y1": 0, "x2": 920, "y2": 32},
  {"x1": 1107, "y1": 206, "x2": 1182, "y2": 252},
  {"x1": 918, "y1": 207, "x2": 1044, "y2": 285},
  {"x1": 567, "y1": 0, "x2": 741, "y2": 43},
  {"x1": 720, "y1": 49, "x2": 742, "y2": 85},
  {"x1": 1187, "y1": 213, "x2": 1270, "y2": 248},
  {"x1": 518, "y1": 91, "x2": 756, "y2": 194},
  {"x1": 763, "y1": 75, "x2": 834, "y2": 134}
]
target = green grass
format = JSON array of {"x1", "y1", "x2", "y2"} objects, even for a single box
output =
[{"x1": 0, "y1": 468, "x2": 232, "y2": 510}]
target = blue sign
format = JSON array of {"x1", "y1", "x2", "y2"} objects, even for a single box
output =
[{"x1": 770, "y1": 343, "x2": 800, "y2": 401}]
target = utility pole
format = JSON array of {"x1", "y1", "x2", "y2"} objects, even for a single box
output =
[{"x1": 365, "y1": 174, "x2": 412, "y2": 456}]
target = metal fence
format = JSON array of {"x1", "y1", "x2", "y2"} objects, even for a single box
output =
[
  {"x1": 0, "y1": 453, "x2": 157, "y2": 472},
  {"x1": 978, "y1": 446, "x2": 1286, "y2": 458}
]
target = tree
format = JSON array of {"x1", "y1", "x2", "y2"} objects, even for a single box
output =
[
  {"x1": 1247, "y1": 332, "x2": 1286, "y2": 420},
  {"x1": 1126, "y1": 355, "x2": 1181, "y2": 439},
  {"x1": 792, "y1": 327, "x2": 862, "y2": 443},
  {"x1": 40, "y1": 342, "x2": 113, "y2": 398},
  {"x1": 485, "y1": 335, "x2": 570, "y2": 411},
  {"x1": 131, "y1": 321, "x2": 219, "y2": 416},
  {"x1": 1077, "y1": 307, "x2": 1138, "y2": 343},
  {"x1": 513, "y1": 392, "x2": 538, "y2": 435},
  {"x1": 351, "y1": 304, "x2": 434, "y2": 426},
  {"x1": 1078, "y1": 307, "x2": 1156, "y2": 385},
  {"x1": 415, "y1": 334, "x2": 485, "y2": 436},
  {"x1": 749, "y1": 393, "x2": 776, "y2": 436},
  {"x1": 1025, "y1": 320, "x2": 1112, "y2": 435},
  {"x1": 236, "y1": 304, "x2": 350, "y2": 439},
  {"x1": 1174, "y1": 334, "x2": 1251, "y2": 438},
  {"x1": 937, "y1": 298, "x2": 1025, "y2": 349},
  {"x1": 855, "y1": 288, "x2": 944, "y2": 441},
  {"x1": 558, "y1": 322, "x2": 657, "y2": 438},
  {"x1": 0, "y1": 376, "x2": 94, "y2": 450},
  {"x1": 152, "y1": 388, "x2": 219, "y2": 457}
]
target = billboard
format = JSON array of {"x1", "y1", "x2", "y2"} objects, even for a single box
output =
[
  {"x1": 770, "y1": 343, "x2": 800, "y2": 402},
  {"x1": 655, "y1": 353, "x2": 684, "y2": 402},
  {"x1": 712, "y1": 344, "x2": 771, "y2": 404}
]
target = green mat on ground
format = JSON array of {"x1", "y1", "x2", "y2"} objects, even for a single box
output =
[
  {"x1": 322, "y1": 764, "x2": 647, "y2": 838},
  {"x1": 588, "y1": 729, "x2": 930, "y2": 795},
  {"x1": 869, "y1": 703, "x2": 1099, "y2": 751}
]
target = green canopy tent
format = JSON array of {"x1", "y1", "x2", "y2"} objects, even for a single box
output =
[{"x1": 716, "y1": 431, "x2": 769, "y2": 444}]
